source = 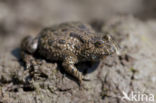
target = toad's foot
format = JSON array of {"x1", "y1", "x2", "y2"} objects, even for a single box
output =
[
  {"x1": 62, "y1": 56, "x2": 84, "y2": 85},
  {"x1": 20, "y1": 51, "x2": 37, "y2": 69}
]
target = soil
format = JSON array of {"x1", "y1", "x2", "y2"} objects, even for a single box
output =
[{"x1": 0, "y1": 0, "x2": 156, "y2": 103}]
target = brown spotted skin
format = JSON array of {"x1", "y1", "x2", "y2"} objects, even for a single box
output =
[{"x1": 20, "y1": 22, "x2": 119, "y2": 85}]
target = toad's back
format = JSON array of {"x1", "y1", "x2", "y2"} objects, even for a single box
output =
[{"x1": 37, "y1": 22, "x2": 95, "y2": 61}]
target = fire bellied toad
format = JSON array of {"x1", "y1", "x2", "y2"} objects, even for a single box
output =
[{"x1": 20, "y1": 22, "x2": 119, "y2": 85}]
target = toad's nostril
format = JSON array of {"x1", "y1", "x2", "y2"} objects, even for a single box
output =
[{"x1": 110, "y1": 46, "x2": 114, "y2": 53}]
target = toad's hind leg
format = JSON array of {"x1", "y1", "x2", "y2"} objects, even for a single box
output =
[
  {"x1": 20, "y1": 36, "x2": 38, "y2": 69},
  {"x1": 62, "y1": 56, "x2": 83, "y2": 85},
  {"x1": 20, "y1": 51, "x2": 37, "y2": 69},
  {"x1": 21, "y1": 36, "x2": 38, "y2": 54}
]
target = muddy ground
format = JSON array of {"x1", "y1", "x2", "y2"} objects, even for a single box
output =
[{"x1": 0, "y1": 0, "x2": 156, "y2": 103}]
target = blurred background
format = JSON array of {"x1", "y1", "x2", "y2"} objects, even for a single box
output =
[
  {"x1": 0, "y1": 0, "x2": 156, "y2": 37},
  {"x1": 0, "y1": 1, "x2": 156, "y2": 103}
]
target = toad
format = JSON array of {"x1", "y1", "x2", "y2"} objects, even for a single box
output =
[{"x1": 20, "y1": 22, "x2": 119, "y2": 85}]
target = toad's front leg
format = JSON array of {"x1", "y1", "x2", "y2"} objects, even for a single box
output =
[{"x1": 62, "y1": 56, "x2": 83, "y2": 85}]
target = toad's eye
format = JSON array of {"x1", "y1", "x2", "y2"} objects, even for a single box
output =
[{"x1": 95, "y1": 40, "x2": 104, "y2": 48}]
